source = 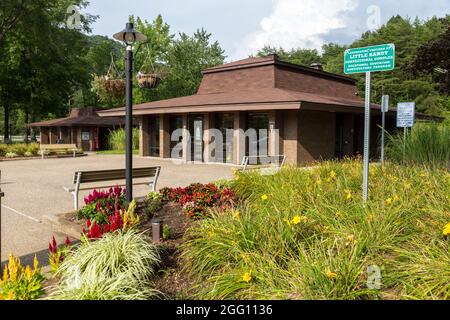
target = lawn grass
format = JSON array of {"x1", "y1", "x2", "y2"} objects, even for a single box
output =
[{"x1": 181, "y1": 160, "x2": 450, "y2": 300}]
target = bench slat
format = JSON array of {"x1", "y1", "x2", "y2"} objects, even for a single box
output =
[
  {"x1": 41, "y1": 144, "x2": 77, "y2": 150},
  {"x1": 75, "y1": 167, "x2": 160, "y2": 184}
]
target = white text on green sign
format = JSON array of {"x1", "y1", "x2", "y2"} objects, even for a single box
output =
[{"x1": 344, "y1": 44, "x2": 395, "y2": 74}]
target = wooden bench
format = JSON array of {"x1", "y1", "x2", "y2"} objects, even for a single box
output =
[
  {"x1": 63, "y1": 166, "x2": 161, "y2": 210},
  {"x1": 241, "y1": 155, "x2": 286, "y2": 175},
  {"x1": 40, "y1": 144, "x2": 78, "y2": 159}
]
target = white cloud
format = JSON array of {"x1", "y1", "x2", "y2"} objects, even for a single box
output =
[{"x1": 232, "y1": 0, "x2": 360, "y2": 59}]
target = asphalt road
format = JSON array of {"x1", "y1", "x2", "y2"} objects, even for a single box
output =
[{"x1": 0, "y1": 154, "x2": 233, "y2": 266}]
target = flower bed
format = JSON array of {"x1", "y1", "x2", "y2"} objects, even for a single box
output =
[
  {"x1": 181, "y1": 160, "x2": 450, "y2": 300},
  {"x1": 160, "y1": 183, "x2": 236, "y2": 218}
]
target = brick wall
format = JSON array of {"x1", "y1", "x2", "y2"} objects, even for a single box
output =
[{"x1": 297, "y1": 110, "x2": 336, "y2": 163}]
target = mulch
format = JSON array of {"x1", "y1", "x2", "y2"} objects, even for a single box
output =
[{"x1": 139, "y1": 202, "x2": 197, "y2": 299}]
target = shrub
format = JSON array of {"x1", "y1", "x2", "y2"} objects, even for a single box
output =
[
  {"x1": 0, "y1": 144, "x2": 7, "y2": 157},
  {"x1": 83, "y1": 200, "x2": 140, "y2": 239},
  {"x1": 48, "y1": 230, "x2": 161, "y2": 300},
  {"x1": 181, "y1": 160, "x2": 450, "y2": 299},
  {"x1": 48, "y1": 236, "x2": 72, "y2": 273},
  {"x1": 107, "y1": 128, "x2": 139, "y2": 151},
  {"x1": 5, "y1": 152, "x2": 17, "y2": 158},
  {"x1": 9, "y1": 143, "x2": 28, "y2": 156},
  {"x1": 144, "y1": 191, "x2": 163, "y2": 218},
  {"x1": 78, "y1": 186, "x2": 127, "y2": 224},
  {"x1": 160, "y1": 183, "x2": 236, "y2": 218},
  {"x1": 385, "y1": 123, "x2": 450, "y2": 169},
  {"x1": 26, "y1": 143, "x2": 40, "y2": 156},
  {"x1": 0, "y1": 254, "x2": 45, "y2": 300}
]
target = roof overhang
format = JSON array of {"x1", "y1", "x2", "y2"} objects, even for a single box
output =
[{"x1": 99, "y1": 102, "x2": 301, "y2": 117}]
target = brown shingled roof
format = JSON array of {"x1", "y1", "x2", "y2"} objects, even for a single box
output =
[
  {"x1": 98, "y1": 88, "x2": 376, "y2": 116},
  {"x1": 29, "y1": 107, "x2": 125, "y2": 127}
]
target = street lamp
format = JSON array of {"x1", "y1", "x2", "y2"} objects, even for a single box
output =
[{"x1": 113, "y1": 23, "x2": 147, "y2": 202}]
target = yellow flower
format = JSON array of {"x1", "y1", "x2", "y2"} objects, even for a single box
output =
[
  {"x1": 25, "y1": 266, "x2": 33, "y2": 281},
  {"x1": 261, "y1": 194, "x2": 268, "y2": 201},
  {"x1": 326, "y1": 269, "x2": 337, "y2": 280},
  {"x1": 346, "y1": 192, "x2": 352, "y2": 200},
  {"x1": 385, "y1": 197, "x2": 393, "y2": 205},
  {"x1": 291, "y1": 215, "x2": 307, "y2": 225},
  {"x1": 292, "y1": 215, "x2": 301, "y2": 225},
  {"x1": 443, "y1": 222, "x2": 450, "y2": 236},
  {"x1": 329, "y1": 170, "x2": 337, "y2": 179},
  {"x1": 393, "y1": 195, "x2": 400, "y2": 202},
  {"x1": 231, "y1": 240, "x2": 237, "y2": 246},
  {"x1": 242, "y1": 272, "x2": 252, "y2": 283},
  {"x1": 33, "y1": 255, "x2": 39, "y2": 272},
  {"x1": 2, "y1": 265, "x2": 8, "y2": 282},
  {"x1": 233, "y1": 211, "x2": 240, "y2": 220}
]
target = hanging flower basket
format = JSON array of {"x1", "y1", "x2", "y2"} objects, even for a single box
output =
[
  {"x1": 136, "y1": 72, "x2": 161, "y2": 89},
  {"x1": 104, "y1": 77, "x2": 126, "y2": 97}
]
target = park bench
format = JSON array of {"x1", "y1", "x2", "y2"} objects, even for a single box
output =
[
  {"x1": 63, "y1": 166, "x2": 161, "y2": 210},
  {"x1": 40, "y1": 144, "x2": 79, "y2": 159},
  {"x1": 241, "y1": 155, "x2": 286, "y2": 175}
]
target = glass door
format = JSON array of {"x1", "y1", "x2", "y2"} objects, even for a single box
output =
[{"x1": 189, "y1": 115, "x2": 203, "y2": 162}]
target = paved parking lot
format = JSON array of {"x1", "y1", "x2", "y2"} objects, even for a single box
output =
[{"x1": 1, "y1": 154, "x2": 233, "y2": 264}]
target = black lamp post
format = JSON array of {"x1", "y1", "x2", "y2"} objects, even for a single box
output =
[{"x1": 113, "y1": 23, "x2": 147, "y2": 202}]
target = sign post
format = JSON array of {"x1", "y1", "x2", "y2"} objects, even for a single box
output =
[
  {"x1": 396, "y1": 102, "x2": 415, "y2": 161},
  {"x1": 381, "y1": 95, "x2": 389, "y2": 165},
  {"x1": 344, "y1": 44, "x2": 395, "y2": 202}
]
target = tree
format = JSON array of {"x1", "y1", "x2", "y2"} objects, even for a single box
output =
[
  {"x1": 257, "y1": 46, "x2": 322, "y2": 66},
  {"x1": 413, "y1": 23, "x2": 450, "y2": 94},
  {"x1": 0, "y1": 0, "x2": 98, "y2": 139},
  {"x1": 159, "y1": 29, "x2": 225, "y2": 99}
]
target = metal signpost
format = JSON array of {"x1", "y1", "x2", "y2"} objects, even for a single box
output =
[
  {"x1": 397, "y1": 102, "x2": 415, "y2": 160},
  {"x1": 381, "y1": 95, "x2": 389, "y2": 165},
  {"x1": 344, "y1": 44, "x2": 395, "y2": 201}
]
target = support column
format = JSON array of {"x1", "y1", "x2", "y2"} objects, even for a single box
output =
[
  {"x1": 139, "y1": 116, "x2": 150, "y2": 157},
  {"x1": 159, "y1": 114, "x2": 170, "y2": 158},
  {"x1": 182, "y1": 114, "x2": 190, "y2": 163},
  {"x1": 203, "y1": 113, "x2": 215, "y2": 163},
  {"x1": 233, "y1": 111, "x2": 246, "y2": 165},
  {"x1": 283, "y1": 110, "x2": 300, "y2": 165},
  {"x1": 268, "y1": 111, "x2": 283, "y2": 156},
  {"x1": 40, "y1": 127, "x2": 49, "y2": 145},
  {"x1": 49, "y1": 127, "x2": 58, "y2": 144}
]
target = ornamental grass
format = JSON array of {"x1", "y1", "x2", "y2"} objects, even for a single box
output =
[{"x1": 181, "y1": 160, "x2": 450, "y2": 300}]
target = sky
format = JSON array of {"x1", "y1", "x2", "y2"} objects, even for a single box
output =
[{"x1": 85, "y1": 0, "x2": 450, "y2": 61}]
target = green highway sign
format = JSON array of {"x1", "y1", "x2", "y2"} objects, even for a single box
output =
[{"x1": 344, "y1": 44, "x2": 395, "y2": 74}]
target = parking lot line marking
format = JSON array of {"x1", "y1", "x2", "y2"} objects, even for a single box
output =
[{"x1": 1, "y1": 204, "x2": 41, "y2": 223}]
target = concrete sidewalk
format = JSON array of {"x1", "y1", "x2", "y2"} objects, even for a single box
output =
[{"x1": 1, "y1": 154, "x2": 233, "y2": 263}]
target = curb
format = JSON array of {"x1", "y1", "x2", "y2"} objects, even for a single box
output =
[{"x1": 42, "y1": 213, "x2": 83, "y2": 240}]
